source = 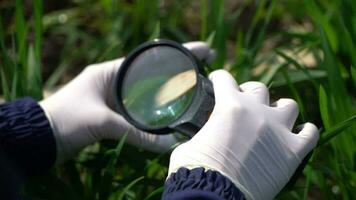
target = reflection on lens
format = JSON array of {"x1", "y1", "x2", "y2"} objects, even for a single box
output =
[
  {"x1": 155, "y1": 69, "x2": 196, "y2": 107},
  {"x1": 122, "y1": 46, "x2": 197, "y2": 128}
]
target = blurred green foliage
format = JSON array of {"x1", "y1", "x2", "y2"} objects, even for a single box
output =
[{"x1": 0, "y1": 0, "x2": 355, "y2": 199}]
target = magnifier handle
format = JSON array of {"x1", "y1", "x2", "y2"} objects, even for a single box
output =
[
  {"x1": 202, "y1": 77, "x2": 215, "y2": 98},
  {"x1": 171, "y1": 75, "x2": 215, "y2": 137}
]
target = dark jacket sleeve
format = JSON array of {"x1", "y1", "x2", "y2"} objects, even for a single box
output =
[
  {"x1": 162, "y1": 167, "x2": 246, "y2": 200},
  {"x1": 0, "y1": 97, "x2": 56, "y2": 177}
]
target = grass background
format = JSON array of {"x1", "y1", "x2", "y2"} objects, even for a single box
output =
[{"x1": 0, "y1": 0, "x2": 355, "y2": 199}]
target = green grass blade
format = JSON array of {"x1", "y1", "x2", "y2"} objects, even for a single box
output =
[
  {"x1": 0, "y1": 16, "x2": 12, "y2": 101},
  {"x1": 27, "y1": 45, "x2": 43, "y2": 99},
  {"x1": 275, "y1": 49, "x2": 319, "y2": 90},
  {"x1": 351, "y1": 66, "x2": 356, "y2": 87},
  {"x1": 99, "y1": 132, "x2": 128, "y2": 200},
  {"x1": 0, "y1": 68, "x2": 11, "y2": 101},
  {"x1": 205, "y1": 31, "x2": 215, "y2": 47},
  {"x1": 148, "y1": 21, "x2": 160, "y2": 40},
  {"x1": 117, "y1": 176, "x2": 144, "y2": 200},
  {"x1": 259, "y1": 63, "x2": 287, "y2": 85},
  {"x1": 319, "y1": 85, "x2": 330, "y2": 131},
  {"x1": 0, "y1": 15, "x2": 10, "y2": 72},
  {"x1": 281, "y1": 68, "x2": 307, "y2": 121},
  {"x1": 319, "y1": 26, "x2": 355, "y2": 169},
  {"x1": 15, "y1": 0, "x2": 28, "y2": 70},
  {"x1": 10, "y1": 65, "x2": 19, "y2": 100},
  {"x1": 210, "y1": 0, "x2": 227, "y2": 69},
  {"x1": 143, "y1": 186, "x2": 164, "y2": 200},
  {"x1": 32, "y1": 0, "x2": 44, "y2": 99},
  {"x1": 44, "y1": 47, "x2": 86, "y2": 89},
  {"x1": 106, "y1": 131, "x2": 128, "y2": 170},
  {"x1": 305, "y1": 0, "x2": 338, "y2": 51},
  {"x1": 270, "y1": 69, "x2": 327, "y2": 87},
  {"x1": 250, "y1": 0, "x2": 276, "y2": 59},
  {"x1": 200, "y1": 0, "x2": 208, "y2": 41},
  {"x1": 34, "y1": 0, "x2": 43, "y2": 64},
  {"x1": 318, "y1": 115, "x2": 356, "y2": 147},
  {"x1": 302, "y1": 150, "x2": 318, "y2": 200},
  {"x1": 244, "y1": 0, "x2": 267, "y2": 47}
]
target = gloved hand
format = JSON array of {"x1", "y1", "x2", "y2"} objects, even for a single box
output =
[
  {"x1": 40, "y1": 41, "x2": 216, "y2": 164},
  {"x1": 167, "y1": 70, "x2": 319, "y2": 200}
]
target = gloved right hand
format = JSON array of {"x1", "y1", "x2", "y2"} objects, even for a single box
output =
[{"x1": 167, "y1": 70, "x2": 319, "y2": 200}]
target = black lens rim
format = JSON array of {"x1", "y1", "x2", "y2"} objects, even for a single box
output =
[{"x1": 116, "y1": 39, "x2": 204, "y2": 134}]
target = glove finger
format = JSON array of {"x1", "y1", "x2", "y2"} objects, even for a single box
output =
[
  {"x1": 294, "y1": 123, "x2": 319, "y2": 159},
  {"x1": 272, "y1": 98, "x2": 299, "y2": 130},
  {"x1": 183, "y1": 41, "x2": 216, "y2": 64},
  {"x1": 84, "y1": 58, "x2": 125, "y2": 110},
  {"x1": 102, "y1": 110, "x2": 178, "y2": 152},
  {"x1": 239, "y1": 81, "x2": 269, "y2": 105},
  {"x1": 208, "y1": 70, "x2": 240, "y2": 105},
  {"x1": 88, "y1": 57, "x2": 124, "y2": 73}
]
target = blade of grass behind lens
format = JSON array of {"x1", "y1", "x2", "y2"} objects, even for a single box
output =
[
  {"x1": 305, "y1": 0, "x2": 338, "y2": 51},
  {"x1": 271, "y1": 69, "x2": 327, "y2": 88},
  {"x1": 10, "y1": 33, "x2": 20, "y2": 99},
  {"x1": 200, "y1": 0, "x2": 207, "y2": 41},
  {"x1": 275, "y1": 49, "x2": 319, "y2": 91},
  {"x1": 317, "y1": 115, "x2": 356, "y2": 147},
  {"x1": 281, "y1": 68, "x2": 307, "y2": 121},
  {"x1": 0, "y1": 15, "x2": 12, "y2": 74},
  {"x1": 148, "y1": 21, "x2": 160, "y2": 40},
  {"x1": 244, "y1": 0, "x2": 267, "y2": 47},
  {"x1": 99, "y1": 132, "x2": 128, "y2": 200},
  {"x1": 335, "y1": 4, "x2": 356, "y2": 68},
  {"x1": 117, "y1": 176, "x2": 144, "y2": 200},
  {"x1": 233, "y1": 0, "x2": 276, "y2": 82},
  {"x1": 205, "y1": 31, "x2": 215, "y2": 47},
  {"x1": 143, "y1": 186, "x2": 164, "y2": 200},
  {"x1": 15, "y1": 0, "x2": 27, "y2": 60},
  {"x1": 0, "y1": 16, "x2": 12, "y2": 101},
  {"x1": 27, "y1": 45, "x2": 42, "y2": 99},
  {"x1": 0, "y1": 68, "x2": 11, "y2": 101},
  {"x1": 44, "y1": 45, "x2": 86, "y2": 90},
  {"x1": 30, "y1": 0, "x2": 43, "y2": 99},
  {"x1": 302, "y1": 150, "x2": 318, "y2": 200},
  {"x1": 34, "y1": 0, "x2": 43, "y2": 65},
  {"x1": 15, "y1": 0, "x2": 28, "y2": 90},
  {"x1": 210, "y1": 0, "x2": 227, "y2": 69},
  {"x1": 351, "y1": 66, "x2": 356, "y2": 87},
  {"x1": 250, "y1": 0, "x2": 276, "y2": 60},
  {"x1": 259, "y1": 62, "x2": 288, "y2": 85},
  {"x1": 319, "y1": 85, "x2": 331, "y2": 131},
  {"x1": 320, "y1": 27, "x2": 355, "y2": 167}
]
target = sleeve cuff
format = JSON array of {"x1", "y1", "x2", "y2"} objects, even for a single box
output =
[
  {"x1": 163, "y1": 167, "x2": 245, "y2": 200},
  {"x1": 0, "y1": 97, "x2": 56, "y2": 176}
]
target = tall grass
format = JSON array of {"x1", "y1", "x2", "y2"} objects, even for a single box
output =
[{"x1": 0, "y1": 0, "x2": 355, "y2": 199}]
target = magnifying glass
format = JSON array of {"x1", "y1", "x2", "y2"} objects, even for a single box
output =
[{"x1": 116, "y1": 39, "x2": 215, "y2": 137}]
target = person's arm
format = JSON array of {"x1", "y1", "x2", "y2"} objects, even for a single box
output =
[
  {"x1": 0, "y1": 97, "x2": 56, "y2": 199},
  {"x1": 0, "y1": 97, "x2": 56, "y2": 176},
  {"x1": 163, "y1": 167, "x2": 245, "y2": 200},
  {"x1": 163, "y1": 70, "x2": 319, "y2": 200}
]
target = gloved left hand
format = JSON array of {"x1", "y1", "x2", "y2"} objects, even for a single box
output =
[{"x1": 39, "y1": 41, "x2": 216, "y2": 164}]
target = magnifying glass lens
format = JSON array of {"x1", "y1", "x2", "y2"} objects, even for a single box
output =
[{"x1": 122, "y1": 46, "x2": 197, "y2": 128}]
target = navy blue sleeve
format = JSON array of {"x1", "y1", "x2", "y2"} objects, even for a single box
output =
[
  {"x1": 162, "y1": 167, "x2": 246, "y2": 200},
  {"x1": 0, "y1": 97, "x2": 56, "y2": 177}
]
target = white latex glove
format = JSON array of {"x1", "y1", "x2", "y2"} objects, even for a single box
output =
[
  {"x1": 168, "y1": 70, "x2": 319, "y2": 200},
  {"x1": 40, "y1": 41, "x2": 216, "y2": 164}
]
